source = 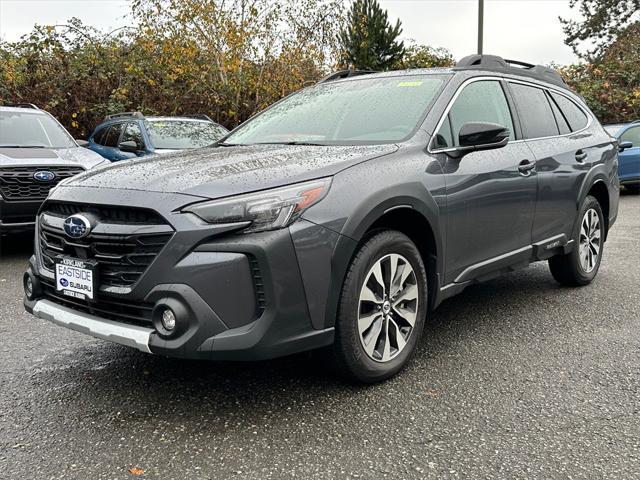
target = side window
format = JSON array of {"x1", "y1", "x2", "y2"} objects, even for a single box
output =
[
  {"x1": 122, "y1": 122, "x2": 145, "y2": 149},
  {"x1": 549, "y1": 92, "x2": 588, "y2": 132},
  {"x1": 547, "y1": 92, "x2": 571, "y2": 135},
  {"x1": 433, "y1": 116, "x2": 453, "y2": 149},
  {"x1": 103, "y1": 123, "x2": 123, "y2": 148},
  {"x1": 620, "y1": 126, "x2": 640, "y2": 146},
  {"x1": 93, "y1": 127, "x2": 108, "y2": 145},
  {"x1": 509, "y1": 83, "x2": 559, "y2": 139},
  {"x1": 441, "y1": 80, "x2": 515, "y2": 147}
]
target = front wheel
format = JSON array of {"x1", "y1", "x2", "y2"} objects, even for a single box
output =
[
  {"x1": 549, "y1": 195, "x2": 604, "y2": 286},
  {"x1": 333, "y1": 230, "x2": 428, "y2": 383}
]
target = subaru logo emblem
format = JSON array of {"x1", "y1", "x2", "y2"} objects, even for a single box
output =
[
  {"x1": 63, "y1": 214, "x2": 91, "y2": 239},
  {"x1": 33, "y1": 170, "x2": 56, "y2": 182}
]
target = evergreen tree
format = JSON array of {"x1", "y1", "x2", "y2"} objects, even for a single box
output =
[{"x1": 338, "y1": 0, "x2": 404, "y2": 70}]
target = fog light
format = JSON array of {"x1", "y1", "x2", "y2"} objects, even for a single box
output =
[{"x1": 161, "y1": 308, "x2": 176, "y2": 331}]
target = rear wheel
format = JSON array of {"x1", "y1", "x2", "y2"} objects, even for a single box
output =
[
  {"x1": 333, "y1": 230, "x2": 427, "y2": 383},
  {"x1": 549, "y1": 195, "x2": 604, "y2": 286}
]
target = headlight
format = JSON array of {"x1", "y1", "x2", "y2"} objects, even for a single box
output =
[{"x1": 183, "y1": 177, "x2": 332, "y2": 233}]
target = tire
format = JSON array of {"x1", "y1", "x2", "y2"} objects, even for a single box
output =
[
  {"x1": 549, "y1": 195, "x2": 605, "y2": 286},
  {"x1": 625, "y1": 184, "x2": 640, "y2": 194},
  {"x1": 333, "y1": 230, "x2": 428, "y2": 383}
]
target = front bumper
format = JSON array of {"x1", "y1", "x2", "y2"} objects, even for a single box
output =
[{"x1": 24, "y1": 188, "x2": 341, "y2": 360}]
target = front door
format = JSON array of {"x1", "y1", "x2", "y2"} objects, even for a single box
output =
[{"x1": 433, "y1": 79, "x2": 538, "y2": 284}]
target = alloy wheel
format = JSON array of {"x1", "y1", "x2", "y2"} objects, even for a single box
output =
[
  {"x1": 357, "y1": 253, "x2": 419, "y2": 362},
  {"x1": 578, "y1": 207, "x2": 601, "y2": 273}
]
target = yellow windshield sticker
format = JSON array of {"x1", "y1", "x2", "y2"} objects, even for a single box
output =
[{"x1": 398, "y1": 81, "x2": 423, "y2": 87}]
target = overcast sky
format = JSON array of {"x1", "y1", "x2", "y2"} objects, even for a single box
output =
[{"x1": 0, "y1": 0, "x2": 583, "y2": 65}]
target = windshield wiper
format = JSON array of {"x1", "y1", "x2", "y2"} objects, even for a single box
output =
[
  {"x1": 0, "y1": 145, "x2": 48, "y2": 148},
  {"x1": 215, "y1": 141, "x2": 245, "y2": 147},
  {"x1": 255, "y1": 141, "x2": 327, "y2": 146}
]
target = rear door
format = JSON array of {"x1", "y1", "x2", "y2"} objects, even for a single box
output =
[
  {"x1": 508, "y1": 82, "x2": 595, "y2": 242},
  {"x1": 434, "y1": 79, "x2": 538, "y2": 284},
  {"x1": 618, "y1": 125, "x2": 640, "y2": 185}
]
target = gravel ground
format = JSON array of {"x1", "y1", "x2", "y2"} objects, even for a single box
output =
[{"x1": 0, "y1": 194, "x2": 638, "y2": 480}]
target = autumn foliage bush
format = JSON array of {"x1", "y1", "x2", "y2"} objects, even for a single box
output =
[{"x1": 0, "y1": 1, "x2": 637, "y2": 138}]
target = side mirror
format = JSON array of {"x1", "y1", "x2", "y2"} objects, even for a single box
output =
[
  {"x1": 118, "y1": 140, "x2": 139, "y2": 153},
  {"x1": 76, "y1": 139, "x2": 89, "y2": 148},
  {"x1": 444, "y1": 122, "x2": 510, "y2": 158},
  {"x1": 619, "y1": 141, "x2": 633, "y2": 152}
]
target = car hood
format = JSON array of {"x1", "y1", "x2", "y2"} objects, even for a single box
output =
[
  {"x1": 0, "y1": 146, "x2": 106, "y2": 169},
  {"x1": 66, "y1": 144, "x2": 398, "y2": 199}
]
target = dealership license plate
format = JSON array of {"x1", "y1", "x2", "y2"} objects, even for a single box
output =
[{"x1": 55, "y1": 258, "x2": 97, "y2": 301}]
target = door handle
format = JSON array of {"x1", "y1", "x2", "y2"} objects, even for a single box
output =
[
  {"x1": 518, "y1": 159, "x2": 536, "y2": 175},
  {"x1": 575, "y1": 150, "x2": 588, "y2": 162}
]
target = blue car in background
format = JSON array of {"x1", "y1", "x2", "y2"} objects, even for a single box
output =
[
  {"x1": 88, "y1": 112, "x2": 229, "y2": 161},
  {"x1": 604, "y1": 120, "x2": 640, "y2": 193}
]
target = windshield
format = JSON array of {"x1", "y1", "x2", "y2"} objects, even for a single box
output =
[
  {"x1": 146, "y1": 120, "x2": 228, "y2": 149},
  {"x1": 0, "y1": 111, "x2": 76, "y2": 148},
  {"x1": 225, "y1": 75, "x2": 448, "y2": 145}
]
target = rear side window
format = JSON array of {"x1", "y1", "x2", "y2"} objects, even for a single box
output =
[
  {"x1": 437, "y1": 80, "x2": 515, "y2": 148},
  {"x1": 547, "y1": 92, "x2": 571, "y2": 135},
  {"x1": 92, "y1": 127, "x2": 109, "y2": 146},
  {"x1": 621, "y1": 126, "x2": 640, "y2": 146},
  {"x1": 549, "y1": 92, "x2": 588, "y2": 132},
  {"x1": 509, "y1": 83, "x2": 558, "y2": 139},
  {"x1": 103, "y1": 123, "x2": 123, "y2": 147}
]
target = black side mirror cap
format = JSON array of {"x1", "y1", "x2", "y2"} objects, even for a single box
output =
[
  {"x1": 118, "y1": 140, "x2": 139, "y2": 153},
  {"x1": 619, "y1": 140, "x2": 633, "y2": 152},
  {"x1": 444, "y1": 122, "x2": 510, "y2": 158},
  {"x1": 75, "y1": 139, "x2": 89, "y2": 148}
]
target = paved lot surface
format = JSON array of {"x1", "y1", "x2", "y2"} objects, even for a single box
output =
[{"x1": 0, "y1": 194, "x2": 639, "y2": 480}]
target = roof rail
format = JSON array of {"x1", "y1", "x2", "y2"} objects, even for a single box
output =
[
  {"x1": 454, "y1": 54, "x2": 568, "y2": 90},
  {"x1": 318, "y1": 69, "x2": 376, "y2": 83},
  {"x1": 104, "y1": 111, "x2": 145, "y2": 121},
  {"x1": 4, "y1": 103, "x2": 39, "y2": 109}
]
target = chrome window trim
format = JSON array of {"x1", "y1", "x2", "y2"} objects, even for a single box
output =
[{"x1": 427, "y1": 75, "x2": 593, "y2": 154}]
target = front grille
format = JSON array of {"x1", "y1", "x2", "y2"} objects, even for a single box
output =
[
  {"x1": 39, "y1": 201, "x2": 174, "y2": 289},
  {"x1": 0, "y1": 166, "x2": 84, "y2": 201},
  {"x1": 41, "y1": 279, "x2": 154, "y2": 327}
]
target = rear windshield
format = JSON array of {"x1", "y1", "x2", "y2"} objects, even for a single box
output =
[
  {"x1": 145, "y1": 120, "x2": 228, "y2": 149},
  {"x1": 0, "y1": 111, "x2": 76, "y2": 148},
  {"x1": 225, "y1": 75, "x2": 448, "y2": 145}
]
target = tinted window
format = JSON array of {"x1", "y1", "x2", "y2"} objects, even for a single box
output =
[
  {"x1": 103, "y1": 123, "x2": 123, "y2": 148},
  {"x1": 621, "y1": 126, "x2": 640, "y2": 146},
  {"x1": 439, "y1": 80, "x2": 515, "y2": 147},
  {"x1": 93, "y1": 126, "x2": 108, "y2": 145},
  {"x1": 510, "y1": 83, "x2": 558, "y2": 139},
  {"x1": 226, "y1": 75, "x2": 447, "y2": 145},
  {"x1": 122, "y1": 122, "x2": 145, "y2": 149},
  {"x1": 547, "y1": 92, "x2": 571, "y2": 135},
  {"x1": 0, "y1": 111, "x2": 76, "y2": 148},
  {"x1": 550, "y1": 92, "x2": 588, "y2": 132}
]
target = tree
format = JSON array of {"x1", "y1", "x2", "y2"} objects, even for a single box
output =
[
  {"x1": 559, "y1": 22, "x2": 640, "y2": 123},
  {"x1": 393, "y1": 43, "x2": 454, "y2": 70},
  {"x1": 338, "y1": 0, "x2": 404, "y2": 70},
  {"x1": 560, "y1": 0, "x2": 640, "y2": 61}
]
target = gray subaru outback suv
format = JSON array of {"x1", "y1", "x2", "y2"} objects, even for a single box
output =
[{"x1": 24, "y1": 55, "x2": 620, "y2": 382}]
